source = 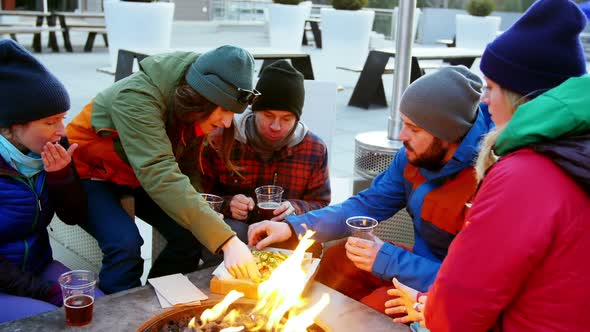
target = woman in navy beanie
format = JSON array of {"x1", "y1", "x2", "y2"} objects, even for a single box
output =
[
  {"x1": 0, "y1": 40, "x2": 104, "y2": 322},
  {"x1": 65, "y1": 46, "x2": 261, "y2": 294},
  {"x1": 386, "y1": 0, "x2": 590, "y2": 331}
]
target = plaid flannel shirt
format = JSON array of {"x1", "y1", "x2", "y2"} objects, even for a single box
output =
[{"x1": 200, "y1": 130, "x2": 331, "y2": 222}]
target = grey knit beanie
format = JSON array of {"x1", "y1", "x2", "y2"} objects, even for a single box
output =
[
  {"x1": 185, "y1": 45, "x2": 255, "y2": 114},
  {"x1": 399, "y1": 65, "x2": 483, "y2": 142}
]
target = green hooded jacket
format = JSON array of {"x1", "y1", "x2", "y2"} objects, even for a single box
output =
[
  {"x1": 495, "y1": 74, "x2": 590, "y2": 156},
  {"x1": 91, "y1": 51, "x2": 235, "y2": 253}
]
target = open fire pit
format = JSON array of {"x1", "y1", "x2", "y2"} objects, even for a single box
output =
[
  {"x1": 140, "y1": 231, "x2": 330, "y2": 332},
  {"x1": 137, "y1": 301, "x2": 327, "y2": 332}
]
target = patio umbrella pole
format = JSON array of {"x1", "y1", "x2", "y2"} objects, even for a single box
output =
[
  {"x1": 351, "y1": 0, "x2": 416, "y2": 193},
  {"x1": 388, "y1": 0, "x2": 416, "y2": 140}
]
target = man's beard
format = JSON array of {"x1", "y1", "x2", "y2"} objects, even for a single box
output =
[{"x1": 404, "y1": 138, "x2": 449, "y2": 171}]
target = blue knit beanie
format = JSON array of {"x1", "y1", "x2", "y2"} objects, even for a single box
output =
[
  {"x1": 0, "y1": 40, "x2": 70, "y2": 127},
  {"x1": 480, "y1": 0, "x2": 587, "y2": 97},
  {"x1": 185, "y1": 45, "x2": 255, "y2": 114}
]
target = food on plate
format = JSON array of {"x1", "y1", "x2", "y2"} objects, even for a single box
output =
[{"x1": 252, "y1": 250, "x2": 289, "y2": 282}]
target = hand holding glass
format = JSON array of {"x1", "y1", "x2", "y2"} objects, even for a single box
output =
[{"x1": 346, "y1": 216, "x2": 378, "y2": 240}]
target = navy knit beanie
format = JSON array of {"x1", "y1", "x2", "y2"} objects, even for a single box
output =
[
  {"x1": 185, "y1": 45, "x2": 255, "y2": 114},
  {"x1": 252, "y1": 60, "x2": 305, "y2": 119},
  {"x1": 0, "y1": 40, "x2": 70, "y2": 127},
  {"x1": 480, "y1": 0, "x2": 587, "y2": 97}
]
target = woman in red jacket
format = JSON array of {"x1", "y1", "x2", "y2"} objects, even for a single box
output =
[{"x1": 385, "y1": 1, "x2": 590, "y2": 331}]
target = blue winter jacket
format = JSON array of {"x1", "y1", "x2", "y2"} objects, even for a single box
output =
[
  {"x1": 0, "y1": 138, "x2": 87, "y2": 299},
  {"x1": 287, "y1": 110, "x2": 491, "y2": 291}
]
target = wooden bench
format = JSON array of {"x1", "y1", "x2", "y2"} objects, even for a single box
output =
[
  {"x1": 53, "y1": 11, "x2": 108, "y2": 52},
  {"x1": 0, "y1": 10, "x2": 58, "y2": 52},
  {"x1": 0, "y1": 26, "x2": 63, "y2": 52}
]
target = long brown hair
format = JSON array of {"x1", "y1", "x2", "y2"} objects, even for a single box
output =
[{"x1": 171, "y1": 79, "x2": 238, "y2": 173}]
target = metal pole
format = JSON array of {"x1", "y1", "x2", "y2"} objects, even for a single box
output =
[{"x1": 387, "y1": 0, "x2": 416, "y2": 140}]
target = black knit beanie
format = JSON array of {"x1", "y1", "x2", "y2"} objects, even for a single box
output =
[
  {"x1": 0, "y1": 40, "x2": 70, "y2": 127},
  {"x1": 252, "y1": 60, "x2": 304, "y2": 119}
]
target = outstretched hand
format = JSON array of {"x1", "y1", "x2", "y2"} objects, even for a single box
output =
[
  {"x1": 247, "y1": 220, "x2": 292, "y2": 250},
  {"x1": 385, "y1": 278, "x2": 425, "y2": 325},
  {"x1": 42, "y1": 141, "x2": 77, "y2": 172}
]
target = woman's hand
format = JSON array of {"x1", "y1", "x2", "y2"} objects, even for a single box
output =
[
  {"x1": 270, "y1": 201, "x2": 296, "y2": 221},
  {"x1": 229, "y1": 194, "x2": 255, "y2": 221},
  {"x1": 221, "y1": 236, "x2": 260, "y2": 280},
  {"x1": 345, "y1": 235, "x2": 384, "y2": 272},
  {"x1": 42, "y1": 141, "x2": 78, "y2": 172},
  {"x1": 385, "y1": 278, "x2": 425, "y2": 325}
]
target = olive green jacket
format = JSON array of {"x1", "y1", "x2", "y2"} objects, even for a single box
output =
[{"x1": 92, "y1": 51, "x2": 234, "y2": 253}]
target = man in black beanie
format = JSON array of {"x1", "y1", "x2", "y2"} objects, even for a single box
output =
[{"x1": 200, "y1": 60, "x2": 330, "y2": 259}]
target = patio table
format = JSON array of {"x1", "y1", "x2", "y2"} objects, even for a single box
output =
[
  {"x1": 302, "y1": 17, "x2": 322, "y2": 48},
  {"x1": 114, "y1": 47, "x2": 315, "y2": 82},
  {"x1": 348, "y1": 47, "x2": 483, "y2": 109},
  {"x1": 0, "y1": 266, "x2": 410, "y2": 331}
]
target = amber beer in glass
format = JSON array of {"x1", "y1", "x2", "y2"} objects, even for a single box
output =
[
  {"x1": 254, "y1": 185, "x2": 284, "y2": 221},
  {"x1": 58, "y1": 270, "x2": 97, "y2": 326}
]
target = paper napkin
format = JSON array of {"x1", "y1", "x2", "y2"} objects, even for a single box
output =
[{"x1": 148, "y1": 273, "x2": 208, "y2": 308}]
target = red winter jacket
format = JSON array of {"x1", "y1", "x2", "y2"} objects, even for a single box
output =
[{"x1": 425, "y1": 149, "x2": 590, "y2": 332}]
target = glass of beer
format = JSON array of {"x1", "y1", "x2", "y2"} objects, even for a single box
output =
[
  {"x1": 58, "y1": 270, "x2": 97, "y2": 327},
  {"x1": 346, "y1": 216, "x2": 378, "y2": 240},
  {"x1": 255, "y1": 185, "x2": 284, "y2": 221},
  {"x1": 200, "y1": 193, "x2": 224, "y2": 212}
]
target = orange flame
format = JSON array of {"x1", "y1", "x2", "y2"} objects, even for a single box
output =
[{"x1": 196, "y1": 230, "x2": 328, "y2": 331}]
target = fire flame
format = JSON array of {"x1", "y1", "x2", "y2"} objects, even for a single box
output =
[{"x1": 196, "y1": 230, "x2": 329, "y2": 331}]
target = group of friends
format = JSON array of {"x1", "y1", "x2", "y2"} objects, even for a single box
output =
[{"x1": 1, "y1": 0, "x2": 589, "y2": 330}]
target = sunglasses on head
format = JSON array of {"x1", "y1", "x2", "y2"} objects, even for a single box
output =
[{"x1": 237, "y1": 87, "x2": 261, "y2": 105}]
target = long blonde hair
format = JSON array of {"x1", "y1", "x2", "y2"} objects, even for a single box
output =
[{"x1": 475, "y1": 88, "x2": 527, "y2": 182}]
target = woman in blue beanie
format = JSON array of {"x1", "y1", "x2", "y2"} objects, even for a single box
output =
[
  {"x1": 385, "y1": 0, "x2": 590, "y2": 331},
  {"x1": 0, "y1": 40, "x2": 104, "y2": 322},
  {"x1": 66, "y1": 45, "x2": 261, "y2": 294}
]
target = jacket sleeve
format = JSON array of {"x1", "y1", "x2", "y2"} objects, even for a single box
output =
[
  {"x1": 372, "y1": 243, "x2": 440, "y2": 292},
  {"x1": 46, "y1": 136, "x2": 88, "y2": 225},
  {"x1": 287, "y1": 152, "x2": 408, "y2": 243},
  {"x1": 0, "y1": 256, "x2": 61, "y2": 305},
  {"x1": 425, "y1": 157, "x2": 555, "y2": 332},
  {"x1": 288, "y1": 140, "x2": 331, "y2": 214},
  {"x1": 108, "y1": 83, "x2": 235, "y2": 253}
]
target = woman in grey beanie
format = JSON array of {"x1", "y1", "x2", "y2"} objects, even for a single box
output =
[{"x1": 66, "y1": 45, "x2": 261, "y2": 294}]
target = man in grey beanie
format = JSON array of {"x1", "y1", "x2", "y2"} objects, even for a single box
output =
[
  {"x1": 65, "y1": 45, "x2": 261, "y2": 294},
  {"x1": 247, "y1": 65, "x2": 492, "y2": 315},
  {"x1": 199, "y1": 60, "x2": 330, "y2": 262}
]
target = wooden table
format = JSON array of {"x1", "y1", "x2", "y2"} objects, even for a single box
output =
[
  {"x1": 0, "y1": 10, "x2": 58, "y2": 52},
  {"x1": 115, "y1": 47, "x2": 315, "y2": 82},
  {"x1": 52, "y1": 11, "x2": 107, "y2": 52},
  {"x1": 348, "y1": 47, "x2": 483, "y2": 109},
  {"x1": 0, "y1": 266, "x2": 410, "y2": 331}
]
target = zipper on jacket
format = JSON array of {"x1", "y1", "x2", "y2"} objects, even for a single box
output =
[
  {"x1": 21, "y1": 240, "x2": 29, "y2": 272},
  {"x1": 273, "y1": 172, "x2": 278, "y2": 186}
]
